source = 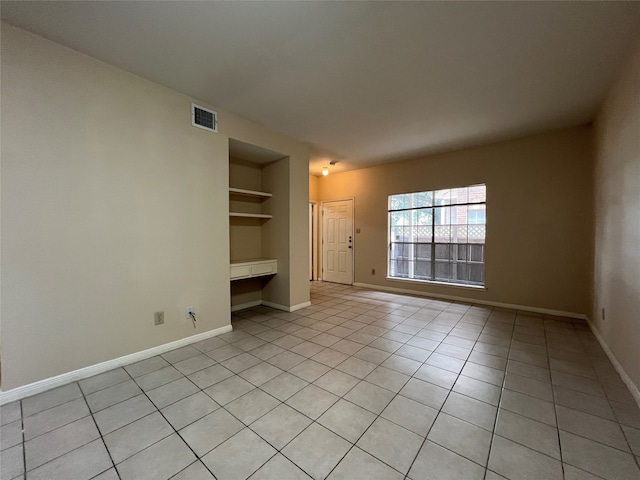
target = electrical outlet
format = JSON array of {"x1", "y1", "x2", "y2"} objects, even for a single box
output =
[
  {"x1": 371, "y1": 268, "x2": 376, "y2": 275},
  {"x1": 186, "y1": 307, "x2": 195, "y2": 319},
  {"x1": 154, "y1": 311, "x2": 164, "y2": 326},
  {"x1": 602, "y1": 307, "x2": 605, "y2": 321}
]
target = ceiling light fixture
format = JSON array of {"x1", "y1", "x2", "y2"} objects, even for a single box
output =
[{"x1": 322, "y1": 160, "x2": 338, "y2": 176}]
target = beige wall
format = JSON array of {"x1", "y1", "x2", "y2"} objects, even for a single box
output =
[
  {"x1": 318, "y1": 126, "x2": 594, "y2": 315},
  {"x1": 593, "y1": 41, "x2": 640, "y2": 392},
  {"x1": 309, "y1": 175, "x2": 319, "y2": 203},
  {"x1": 0, "y1": 24, "x2": 309, "y2": 390}
]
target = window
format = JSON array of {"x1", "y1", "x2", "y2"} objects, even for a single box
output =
[{"x1": 388, "y1": 184, "x2": 486, "y2": 286}]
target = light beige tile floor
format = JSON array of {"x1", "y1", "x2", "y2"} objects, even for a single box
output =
[{"x1": 2, "y1": 281, "x2": 640, "y2": 479}]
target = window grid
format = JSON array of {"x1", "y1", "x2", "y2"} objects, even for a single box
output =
[{"x1": 388, "y1": 185, "x2": 486, "y2": 286}]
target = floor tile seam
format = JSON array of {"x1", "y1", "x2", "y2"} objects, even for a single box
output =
[
  {"x1": 0, "y1": 426, "x2": 23, "y2": 453},
  {"x1": 146, "y1": 372, "x2": 204, "y2": 402},
  {"x1": 464, "y1": 356, "x2": 508, "y2": 373},
  {"x1": 539, "y1": 321, "x2": 575, "y2": 480},
  {"x1": 425, "y1": 430, "x2": 493, "y2": 470},
  {"x1": 548, "y1": 367, "x2": 600, "y2": 382},
  {"x1": 323, "y1": 390, "x2": 415, "y2": 478},
  {"x1": 79, "y1": 375, "x2": 133, "y2": 397},
  {"x1": 219, "y1": 391, "x2": 282, "y2": 429},
  {"x1": 202, "y1": 426, "x2": 280, "y2": 478},
  {"x1": 115, "y1": 371, "x2": 202, "y2": 470},
  {"x1": 480, "y1": 330, "x2": 513, "y2": 480},
  {"x1": 26, "y1": 435, "x2": 120, "y2": 478},
  {"x1": 404, "y1": 366, "x2": 467, "y2": 478},
  {"x1": 493, "y1": 414, "x2": 564, "y2": 462},
  {"x1": 560, "y1": 462, "x2": 609, "y2": 480},
  {"x1": 556, "y1": 425, "x2": 636, "y2": 456},
  {"x1": 19, "y1": 400, "x2": 27, "y2": 480},
  {"x1": 22, "y1": 408, "x2": 93, "y2": 444},
  {"x1": 276, "y1": 425, "x2": 345, "y2": 480},
  {"x1": 20, "y1": 388, "x2": 85, "y2": 420},
  {"x1": 92, "y1": 414, "x2": 171, "y2": 472},
  {"x1": 25, "y1": 389, "x2": 119, "y2": 479},
  {"x1": 122, "y1": 367, "x2": 218, "y2": 480},
  {"x1": 552, "y1": 399, "x2": 618, "y2": 423},
  {"x1": 469, "y1": 345, "x2": 510, "y2": 361},
  {"x1": 555, "y1": 399, "x2": 630, "y2": 425},
  {"x1": 450, "y1": 381, "x2": 500, "y2": 408}
]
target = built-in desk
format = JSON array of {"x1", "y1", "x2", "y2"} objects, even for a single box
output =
[{"x1": 230, "y1": 258, "x2": 277, "y2": 281}]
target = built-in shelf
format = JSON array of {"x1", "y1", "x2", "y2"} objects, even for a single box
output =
[
  {"x1": 229, "y1": 187, "x2": 272, "y2": 199},
  {"x1": 229, "y1": 212, "x2": 273, "y2": 219},
  {"x1": 230, "y1": 258, "x2": 277, "y2": 281}
]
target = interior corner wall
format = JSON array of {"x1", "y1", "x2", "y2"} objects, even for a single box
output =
[
  {"x1": 317, "y1": 126, "x2": 594, "y2": 315},
  {"x1": 261, "y1": 157, "x2": 291, "y2": 307},
  {"x1": 0, "y1": 23, "x2": 309, "y2": 391},
  {"x1": 592, "y1": 40, "x2": 640, "y2": 394},
  {"x1": 309, "y1": 175, "x2": 319, "y2": 203}
]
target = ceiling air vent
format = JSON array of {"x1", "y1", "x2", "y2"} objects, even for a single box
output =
[{"x1": 191, "y1": 103, "x2": 218, "y2": 133}]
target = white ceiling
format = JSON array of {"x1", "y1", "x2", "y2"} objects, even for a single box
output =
[{"x1": 3, "y1": 1, "x2": 640, "y2": 175}]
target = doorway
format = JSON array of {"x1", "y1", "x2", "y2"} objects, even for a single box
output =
[
  {"x1": 309, "y1": 202, "x2": 317, "y2": 281},
  {"x1": 322, "y1": 199, "x2": 354, "y2": 284}
]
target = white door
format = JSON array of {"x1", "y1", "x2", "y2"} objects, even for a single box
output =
[{"x1": 322, "y1": 199, "x2": 353, "y2": 284}]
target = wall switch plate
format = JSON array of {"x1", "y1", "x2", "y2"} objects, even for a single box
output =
[
  {"x1": 154, "y1": 311, "x2": 164, "y2": 325},
  {"x1": 186, "y1": 307, "x2": 195, "y2": 319}
]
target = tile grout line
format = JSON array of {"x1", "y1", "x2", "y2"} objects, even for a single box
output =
[
  {"x1": 545, "y1": 312, "x2": 568, "y2": 480},
  {"x1": 395, "y1": 305, "x2": 490, "y2": 478},
  {"x1": 121, "y1": 363, "x2": 220, "y2": 480},
  {"x1": 483, "y1": 310, "x2": 515, "y2": 480}
]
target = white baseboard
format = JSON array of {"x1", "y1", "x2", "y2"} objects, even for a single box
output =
[
  {"x1": 231, "y1": 300, "x2": 262, "y2": 312},
  {"x1": 262, "y1": 300, "x2": 312, "y2": 312},
  {"x1": 353, "y1": 282, "x2": 588, "y2": 320},
  {"x1": 0, "y1": 324, "x2": 232, "y2": 405},
  {"x1": 232, "y1": 300, "x2": 311, "y2": 313},
  {"x1": 585, "y1": 318, "x2": 640, "y2": 409}
]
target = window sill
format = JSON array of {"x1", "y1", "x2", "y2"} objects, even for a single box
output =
[{"x1": 386, "y1": 276, "x2": 487, "y2": 291}]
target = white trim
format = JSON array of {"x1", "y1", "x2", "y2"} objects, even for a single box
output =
[
  {"x1": 0, "y1": 324, "x2": 232, "y2": 405},
  {"x1": 231, "y1": 300, "x2": 262, "y2": 312},
  {"x1": 585, "y1": 318, "x2": 640, "y2": 409},
  {"x1": 353, "y1": 282, "x2": 587, "y2": 320},
  {"x1": 231, "y1": 300, "x2": 312, "y2": 313},
  {"x1": 262, "y1": 300, "x2": 311, "y2": 312},
  {"x1": 386, "y1": 276, "x2": 487, "y2": 291},
  {"x1": 290, "y1": 301, "x2": 312, "y2": 312}
]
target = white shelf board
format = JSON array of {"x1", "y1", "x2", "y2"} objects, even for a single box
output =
[
  {"x1": 230, "y1": 258, "x2": 277, "y2": 281},
  {"x1": 229, "y1": 187, "x2": 272, "y2": 198},
  {"x1": 229, "y1": 212, "x2": 273, "y2": 219},
  {"x1": 231, "y1": 257, "x2": 277, "y2": 266}
]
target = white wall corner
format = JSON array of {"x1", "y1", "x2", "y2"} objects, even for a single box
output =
[
  {"x1": 585, "y1": 318, "x2": 640, "y2": 409},
  {"x1": 261, "y1": 300, "x2": 311, "y2": 312}
]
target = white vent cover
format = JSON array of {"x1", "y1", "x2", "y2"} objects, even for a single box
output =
[{"x1": 191, "y1": 103, "x2": 218, "y2": 133}]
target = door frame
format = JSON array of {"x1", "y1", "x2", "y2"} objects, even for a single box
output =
[
  {"x1": 321, "y1": 198, "x2": 355, "y2": 285},
  {"x1": 309, "y1": 202, "x2": 318, "y2": 281}
]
